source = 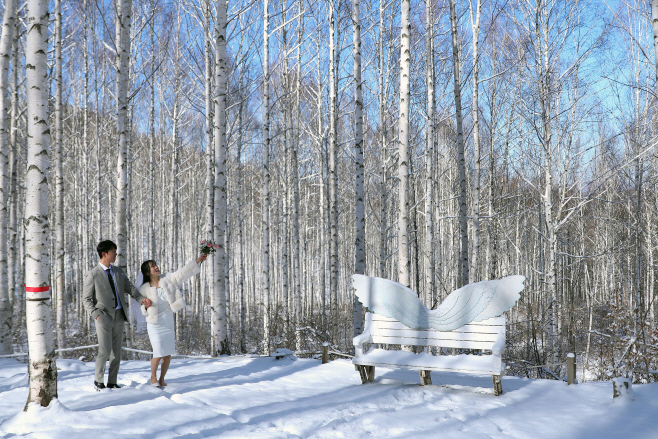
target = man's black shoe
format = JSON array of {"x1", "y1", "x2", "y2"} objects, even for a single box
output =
[
  {"x1": 94, "y1": 381, "x2": 105, "y2": 391},
  {"x1": 106, "y1": 383, "x2": 122, "y2": 389}
]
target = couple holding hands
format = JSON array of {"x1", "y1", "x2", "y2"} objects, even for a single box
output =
[{"x1": 82, "y1": 240, "x2": 208, "y2": 390}]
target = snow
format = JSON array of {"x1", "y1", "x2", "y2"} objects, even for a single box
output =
[
  {"x1": 1, "y1": 356, "x2": 657, "y2": 438},
  {"x1": 272, "y1": 348, "x2": 294, "y2": 359}
]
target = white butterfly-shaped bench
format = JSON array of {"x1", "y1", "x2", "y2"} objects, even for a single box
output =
[{"x1": 352, "y1": 274, "x2": 525, "y2": 396}]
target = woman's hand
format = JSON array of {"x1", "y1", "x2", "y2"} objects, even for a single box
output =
[
  {"x1": 196, "y1": 254, "x2": 208, "y2": 264},
  {"x1": 141, "y1": 298, "x2": 152, "y2": 309}
]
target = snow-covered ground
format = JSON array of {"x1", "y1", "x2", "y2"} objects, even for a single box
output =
[{"x1": 1, "y1": 355, "x2": 657, "y2": 438}]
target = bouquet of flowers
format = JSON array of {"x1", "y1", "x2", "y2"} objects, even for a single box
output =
[{"x1": 200, "y1": 239, "x2": 219, "y2": 255}]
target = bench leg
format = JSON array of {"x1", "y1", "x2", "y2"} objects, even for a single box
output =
[
  {"x1": 358, "y1": 366, "x2": 368, "y2": 384},
  {"x1": 357, "y1": 366, "x2": 376, "y2": 384},
  {"x1": 419, "y1": 370, "x2": 432, "y2": 386},
  {"x1": 367, "y1": 366, "x2": 375, "y2": 383},
  {"x1": 492, "y1": 375, "x2": 503, "y2": 396}
]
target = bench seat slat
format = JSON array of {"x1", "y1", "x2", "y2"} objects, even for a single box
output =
[
  {"x1": 370, "y1": 327, "x2": 499, "y2": 343},
  {"x1": 369, "y1": 336, "x2": 496, "y2": 350},
  {"x1": 371, "y1": 316, "x2": 505, "y2": 333},
  {"x1": 353, "y1": 348, "x2": 504, "y2": 375}
]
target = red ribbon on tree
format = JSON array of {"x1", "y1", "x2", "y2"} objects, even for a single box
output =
[{"x1": 24, "y1": 285, "x2": 50, "y2": 292}]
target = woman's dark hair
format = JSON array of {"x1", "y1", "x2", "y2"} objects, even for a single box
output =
[
  {"x1": 97, "y1": 240, "x2": 117, "y2": 258},
  {"x1": 140, "y1": 260, "x2": 157, "y2": 286}
]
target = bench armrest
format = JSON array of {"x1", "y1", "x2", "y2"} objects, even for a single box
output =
[
  {"x1": 353, "y1": 312, "x2": 374, "y2": 357},
  {"x1": 492, "y1": 328, "x2": 505, "y2": 371},
  {"x1": 492, "y1": 329, "x2": 505, "y2": 355}
]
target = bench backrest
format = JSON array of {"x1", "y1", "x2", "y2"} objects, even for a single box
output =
[{"x1": 367, "y1": 313, "x2": 505, "y2": 351}]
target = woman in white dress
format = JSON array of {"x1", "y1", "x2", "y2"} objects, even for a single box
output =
[{"x1": 139, "y1": 254, "x2": 207, "y2": 386}]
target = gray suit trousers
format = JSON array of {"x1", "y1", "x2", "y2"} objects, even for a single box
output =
[{"x1": 94, "y1": 310, "x2": 125, "y2": 384}]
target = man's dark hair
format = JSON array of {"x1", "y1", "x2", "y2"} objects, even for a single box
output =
[{"x1": 97, "y1": 240, "x2": 118, "y2": 258}]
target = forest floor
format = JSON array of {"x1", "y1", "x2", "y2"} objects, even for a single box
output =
[{"x1": 0, "y1": 355, "x2": 657, "y2": 438}]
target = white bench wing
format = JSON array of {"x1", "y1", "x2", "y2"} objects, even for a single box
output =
[{"x1": 351, "y1": 275, "x2": 520, "y2": 394}]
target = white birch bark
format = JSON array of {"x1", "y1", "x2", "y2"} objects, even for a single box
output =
[
  {"x1": 149, "y1": 0, "x2": 157, "y2": 257},
  {"x1": 54, "y1": 0, "x2": 65, "y2": 351},
  {"x1": 25, "y1": 0, "x2": 57, "y2": 408},
  {"x1": 316, "y1": 31, "x2": 327, "y2": 332},
  {"x1": 237, "y1": 102, "x2": 246, "y2": 353},
  {"x1": 0, "y1": 0, "x2": 16, "y2": 355},
  {"x1": 204, "y1": 0, "x2": 214, "y2": 246},
  {"x1": 199, "y1": 0, "x2": 215, "y2": 330},
  {"x1": 352, "y1": 0, "x2": 365, "y2": 336},
  {"x1": 82, "y1": 0, "x2": 90, "y2": 273},
  {"x1": 449, "y1": 0, "x2": 469, "y2": 287},
  {"x1": 262, "y1": 0, "x2": 271, "y2": 355},
  {"x1": 651, "y1": 0, "x2": 658, "y2": 83},
  {"x1": 328, "y1": 0, "x2": 339, "y2": 336},
  {"x1": 293, "y1": 0, "x2": 303, "y2": 350},
  {"x1": 424, "y1": 0, "x2": 435, "y2": 306},
  {"x1": 279, "y1": 7, "x2": 291, "y2": 336},
  {"x1": 7, "y1": 21, "x2": 18, "y2": 313},
  {"x1": 115, "y1": 0, "x2": 132, "y2": 271},
  {"x1": 469, "y1": 0, "x2": 481, "y2": 282},
  {"x1": 171, "y1": 73, "x2": 180, "y2": 270},
  {"x1": 536, "y1": 0, "x2": 558, "y2": 366},
  {"x1": 485, "y1": 52, "x2": 502, "y2": 280},
  {"x1": 212, "y1": 0, "x2": 229, "y2": 356},
  {"x1": 378, "y1": 1, "x2": 387, "y2": 279},
  {"x1": 95, "y1": 68, "x2": 102, "y2": 245},
  {"x1": 398, "y1": 0, "x2": 411, "y2": 288}
]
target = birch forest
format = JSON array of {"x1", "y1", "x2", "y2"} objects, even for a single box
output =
[{"x1": 3, "y1": 0, "x2": 658, "y2": 406}]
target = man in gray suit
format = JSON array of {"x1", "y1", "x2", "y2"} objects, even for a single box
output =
[{"x1": 83, "y1": 240, "x2": 151, "y2": 390}]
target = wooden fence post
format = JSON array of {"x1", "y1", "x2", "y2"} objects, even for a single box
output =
[
  {"x1": 567, "y1": 353, "x2": 575, "y2": 385},
  {"x1": 322, "y1": 342, "x2": 329, "y2": 364}
]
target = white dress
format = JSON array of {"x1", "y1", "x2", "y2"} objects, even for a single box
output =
[{"x1": 146, "y1": 287, "x2": 176, "y2": 358}]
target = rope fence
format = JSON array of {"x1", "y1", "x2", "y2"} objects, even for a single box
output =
[
  {"x1": 0, "y1": 345, "x2": 213, "y2": 359},
  {"x1": 1, "y1": 345, "x2": 350, "y2": 360},
  {"x1": 294, "y1": 350, "x2": 354, "y2": 359}
]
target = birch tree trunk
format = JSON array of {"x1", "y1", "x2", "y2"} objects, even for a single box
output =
[
  {"x1": 378, "y1": 1, "x2": 388, "y2": 279},
  {"x1": 262, "y1": 0, "x2": 271, "y2": 355},
  {"x1": 202, "y1": 0, "x2": 213, "y2": 327},
  {"x1": 54, "y1": 0, "x2": 65, "y2": 351},
  {"x1": 536, "y1": 0, "x2": 558, "y2": 367},
  {"x1": 7, "y1": 19, "x2": 18, "y2": 314},
  {"x1": 424, "y1": 0, "x2": 435, "y2": 306},
  {"x1": 95, "y1": 68, "x2": 102, "y2": 245},
  {"x1": 237, "y1": 102, "x2": 246, "y2": 353},
  {"x1": 171, "y1": 74, "x2": 180, "y2": 271},
  {"x1": 279, "y1": 3, "x2": 291, "y2": 337},
  {"x1": 25, "y1": 0, "x2": 57, "y2": 408},
  {"x1": 115, "y1": 0, "x2": 132, "y2": 271},
  {"x1": 328, "y1": 0, "x2": 339, "y2": 338},
  {"x1": 352, "y1": 0, "x2": 365, "y2": 337},
  {"x1": 0, "y1": 0, "x2": 16, "y2": 355},
  {"x1": 82, "y1": 0, "x2": 90, "y2": 274},
  {"x1": 203, "y1": 0, "x2": 213, "y2": 284},
  {"x1": 149, "y1": 0, "x2": 157, "y2": 258},
  {"x1": 398, "y1": 0, "x2": 411, "y2": 288},
  {"x1": 469, "y1": 0, "x2": 481, "y2": 282},
  {"x1": 449, "y1": 0, "x2": 469, "y2": 287},
  {"x1": 652, "y1": 0, "x2": 658, "y2": 81},
  {"x1": 212, "y1": 0, "x2": 229, "y2": 356},
  {"x1": 316, "y1": 31, "x2": 327, "y2": 332},
  {"x1": 293, "y1": 0, "x2": 303, "y2": 352}
]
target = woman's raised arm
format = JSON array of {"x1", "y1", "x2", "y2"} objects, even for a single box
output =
[{"x1": 167, "y1": 256, "x2": 205, "y2": 286}]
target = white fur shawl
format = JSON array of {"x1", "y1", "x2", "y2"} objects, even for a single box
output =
[{"x1": 140, "y1": 260, "x2": 201, "y2": 324}]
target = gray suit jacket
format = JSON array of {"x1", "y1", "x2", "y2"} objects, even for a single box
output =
[{"x1": 83, "y1": 264, "x2": 145, "y2": 321}]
